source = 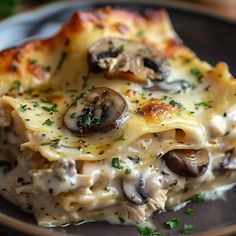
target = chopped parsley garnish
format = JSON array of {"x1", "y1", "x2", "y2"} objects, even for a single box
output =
[
  {"x1": 42, "y1": 104, "x2": 58, "y2": 112},
  {"x1": 194, "y1": 100, "x2": 213, "y2": 109},
  {"x1": 114, "y1": 134, "x2": 126, "y2": 141},
  {"x1": 185, "y1": 208, "x2": 196, "y2": 217},
  {"x1": 40, "y1": 97, "x2": 52, "y2": 103},
  {"x1": 192, "y1": 193, "x2": 204, "y2": 202},
  {"x1": 11, "y1": 80, "x2": 21, "y2": 91},
  {"x1": 118, "y1": 217, "x2": 125, "y2": 224},
  {"x1": 84, "y1": 116, "x2": 102, "y2": 128},
  {"x1": 138, "y1": 226, "x2": 164, "y2": 236},
  {"x1": 32, "y1": 101, "x2": 40, "y2": 107},
  {"x1": 136, "y1": 30, "x2": 145, "y2": 37},
  {"x1": 111, "y1": 157, "x2": 123, "y2": 169},
  {"x1": 125, "y1": 168, "x2": 132, "y2": 175},
  {"x1": 42, "y1": 119, "x2": 54, "y2": 126},
  {"x1": 182, "y1": 224, "x2": 194, "y2": 234},
  {"x1": 70, "y1": 112, "x2": 76, "y2": 119},
  {"x1": 141, "y1": 93, "x2": 147, "y2": 99},
  {"x1": 169, "y1": 100, "x2": 184, "y2": 111},
  {"x1": 19, "y1": 104, "x2": 27, "y2": 112},
  {"x1": 190, "y1": 67, "x2": 203, "y2": 83},
  {"x1": 57, "y1": 51, "x2": 67, "y2": 70},
  {"x1": 165, "y1": 217, "x2": 182, "y2": 229}
]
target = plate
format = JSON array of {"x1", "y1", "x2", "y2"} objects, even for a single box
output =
[{"x1": 0, "y1": 0, "x2": 236, "y2": 235}]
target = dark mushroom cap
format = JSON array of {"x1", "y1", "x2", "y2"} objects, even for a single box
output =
[
  {"x1": 88, "y1": 37, "x2": 170, "y2": 83},
  {"x1": 88, "y1": 37, "x2": 191, "y2": 92},
  {"x1": 164, "y1": 149, "x2": 209, "y2": 177},
  {"x1": 63, "y1": 87, "x2": 128, "y2": 135}
]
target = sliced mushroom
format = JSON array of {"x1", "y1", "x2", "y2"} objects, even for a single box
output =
[
  {"x1": 64, "y1": 87, "x2": 128, "y2": 135},
  {"x1": 88, "y1": 37, "x2": 191, "y2": 92},
  {"x1": 122, "y1": 171, "x2": 149, "y2": 205},
  {"x1": 221, "y1": 149, "x2": 236, "y2": 170},
  {"x1": 164, "y1": 149, "x2": 209, "y2": 177}
]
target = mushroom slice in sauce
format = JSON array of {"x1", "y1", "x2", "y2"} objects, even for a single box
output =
[
  {"x1": 122, "y1": 171, "x2": 149, "y2": 205},
  {"x1": 88, "y1": 37, "x2": 191, "y2": 92},
  {"x1": 164, "y1": 149, "x2": 209, "y2": 177},
  {"x1": 63, "y1": 87, "x2": 128, "y2": 135}
]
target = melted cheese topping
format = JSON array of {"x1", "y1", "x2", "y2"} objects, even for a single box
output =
[{"x1": 0, "y1": 7, "x2": 236, "y2": 228}]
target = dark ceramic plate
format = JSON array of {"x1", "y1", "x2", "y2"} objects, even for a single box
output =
[{"x1": 0, "y1": 0, "x2": 236, "y2": 236}]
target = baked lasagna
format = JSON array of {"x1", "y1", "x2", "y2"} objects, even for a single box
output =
[{"x1": 0, "y1": 7, "x2": 235, "y2": 228}]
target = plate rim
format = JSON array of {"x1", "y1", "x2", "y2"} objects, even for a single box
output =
[{"x1": 0, "y1": 0, "x2": 236, "y2": 236}]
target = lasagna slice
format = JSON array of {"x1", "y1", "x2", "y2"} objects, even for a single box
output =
[{"x1": 0, "y1": 7, "x2": 235, "y2": 227}]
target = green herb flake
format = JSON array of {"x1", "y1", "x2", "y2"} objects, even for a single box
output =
[
  {"x1": 11, "y1": 80, "x2": 21, "y2": 91},
  {"x1": 57, "y1": 51, "x2": 67, "y2": 70},
  {"x1": 33, "y1": 101, "x2": 40, "y2": 108},
  {"x1": 114, "y1": 134, "x2": 126, "y2": 141},
  {"x1": 190, "y1": 67, "x2": 203, "y2": 83},
  {"x1": 182, "y1": 224, "x2": 194, "y2": 234},
  {"x1": 165, "y1": 217, "x2": 182, "y2": 229},
  {"x1": 19, "y1": 104, "x2": 27, "y2": 113},
  {"x1": 85, "y1": 116, "x2": 102, "y2": 128},
  {"x1": 112, "y1": 157, "x2": 123, "y2": 169},
  {"x1": 136, "y1": 30, "x2": 145, "y2": 37},
  {"x1": 42, "y1": 104, "x2": 58, "y2": 113},
  {"x1": 194, "y1": 100, "x2": 213, "y2": 109},
  {"x1": 125, "y1": 168, "x2": 132, "y2": 175},
  {"x1": 141, "y1": 93, "x2": 147, "y2": 99},
  {"x1": 70, "y1": 112, "x2": 76, "y2": 119},
  {"x1": 118, "y1": 217, "x2": 125, "y2": 224},
  {"x1": 185, "y1": 208, "x2": 196, "y2": 217},
  {"x1": 40, "y1": 97, "x2": 52, "y2": 103},
  {"x1": 42, "y1": 119, "x2": 54, "y2": 126},
  {"x1": 169, "y1": 100, "x2": 185, "y2": 111},
  {"x1": 192, "y1": 193, "x2": 204, "y2": 202},
  {"x1": 138, "y1": 226, "x2": 164, "y2": 236}
]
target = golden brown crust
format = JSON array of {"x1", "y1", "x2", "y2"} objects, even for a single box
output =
[{"x1": 0, "y1": 7, "x2": 185, "y2": 95}]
